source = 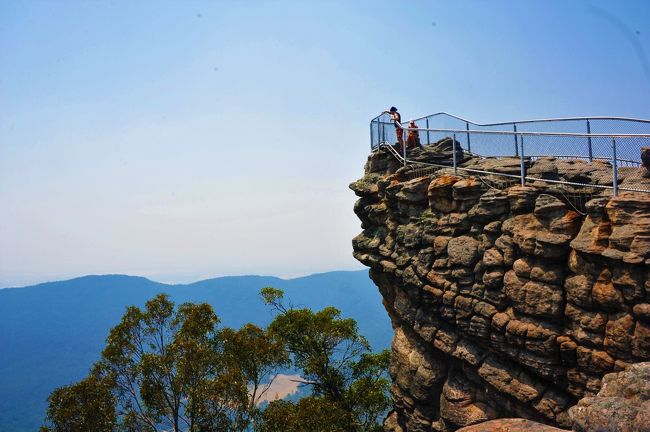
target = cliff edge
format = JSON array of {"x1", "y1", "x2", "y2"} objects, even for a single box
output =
[{"x1": 351, "y1": 147, "x2": 650, "y2": 431}]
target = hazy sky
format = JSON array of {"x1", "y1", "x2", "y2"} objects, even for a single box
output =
[{"x1": 1, "y1": 0, "x2": 649, "y2": 287}]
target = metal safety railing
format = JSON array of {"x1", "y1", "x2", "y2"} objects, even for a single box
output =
[{"x1": 370, "y1": 112, "x2": 650, "y2": 195}]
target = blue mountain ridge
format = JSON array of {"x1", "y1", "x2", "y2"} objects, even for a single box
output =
[{"x1": 0, "y1": 269, "x2": 390, "y2": 432}]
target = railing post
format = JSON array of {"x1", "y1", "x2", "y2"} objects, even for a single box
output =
[
  {"x1": 612, "y1": 137, "x2": 618, "y2": 197},
  {"x1": 370, "y1": 122, "x2": 375, "y2": 150},
  {"x1": 587, "y1": 119, "x2": 593, "y2": 162},
  {"x1": 466, "y1": 121, "x2": 471, "y2": 152},
  {"x1": 403, "y1": 127, "x2": 407, "y2": 167},
  {"x1": 513, "y1": 124, "x2": 519, "y2": 157},
  {"x1": 426, "y1": 118, "x2": 430, "y2": 145},
  {"x1": 452, "y1": 133, "x2": 457, "y2": 174},
  {"x1": 519, "y1": 135, "x2": 526, "y2": 186}
]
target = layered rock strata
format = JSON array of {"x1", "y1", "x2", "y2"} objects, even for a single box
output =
[{"x1": 351, "y1": 148, "x2": 650, "y2": 431}]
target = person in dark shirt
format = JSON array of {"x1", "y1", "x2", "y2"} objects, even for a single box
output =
[{"x1": 383, "y1": 106, "x2": 404, "y2": 152}]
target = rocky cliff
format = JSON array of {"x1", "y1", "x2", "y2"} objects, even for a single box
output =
[{"x1": 351, "y1": 146, "x2": 650, "y2": 431}]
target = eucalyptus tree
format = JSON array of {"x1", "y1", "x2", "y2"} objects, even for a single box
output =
[
  {"x1": 40, "y1": 373, "x2": 116, "y2": 432},
  {"x1": 42, "y1": 294, "x2": 286, "y2": 432},
  {"x1": 260, "y1": 288, "x2": 390, "y2": 432},
  {"x1": 42, "y1": 290, "x2": 390, "y2": 432}
]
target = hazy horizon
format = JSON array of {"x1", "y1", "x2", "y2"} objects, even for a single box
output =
[
  {"x1": 2, "y1": 0, "x2": 650, "y2": 287},
  {"x1": 0, "y1": 268, "x2": 368, "y2": 290}
]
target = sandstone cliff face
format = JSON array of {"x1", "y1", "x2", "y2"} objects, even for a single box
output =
[
  {"x1": 569, "y1": 362, "x2": 650, "y2": 432},
  {"x1": 351, "y1": 149, "x2": 650, "y2": 431}
]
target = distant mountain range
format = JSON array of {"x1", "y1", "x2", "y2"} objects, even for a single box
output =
[{"x1": 0, "y1": 270, "x2": 389, "y2": 432}]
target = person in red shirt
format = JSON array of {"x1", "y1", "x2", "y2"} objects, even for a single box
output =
[{"x1": 406, "y1": 119, "x2": 422, "y2": 149}]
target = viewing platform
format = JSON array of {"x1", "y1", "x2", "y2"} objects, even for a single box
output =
[{"x1": 370, "y1": 112, "x2": 650, "y2": 197}]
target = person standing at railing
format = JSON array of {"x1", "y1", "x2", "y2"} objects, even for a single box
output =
[
  {"x1": 406, "y1": 119, "x2": 422, "y2": 150},
  {"x1": 383, "y1": 107, "x2": 404, "y2": 152}
]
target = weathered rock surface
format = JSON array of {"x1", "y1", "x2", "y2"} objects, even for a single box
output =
[
  {"x1": 352, "y1": 150, "x2": 650, "y2": 431},
  {"x1": 457, "y1": 418, "x2": 568, "y2": 432},
  {"x1": 569, "y1": 362, "x2": 650, "y2": 432}
]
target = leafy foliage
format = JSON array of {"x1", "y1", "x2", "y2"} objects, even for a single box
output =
[
  {"x1": 40, "y1": 374, "x2": 116, "y2": 432},
  {"x1": 42, "y1": 290, "x2": 389, "y2": 432},
  {"x1": 220, "y1": 323, "x2": 289, "y2": 427},
  {"x1": 261, "y1": 287, "x2": 390, "y2": 432},
  {"x1": 260, "y1": 398, "x2": 352, "y2": 432}
]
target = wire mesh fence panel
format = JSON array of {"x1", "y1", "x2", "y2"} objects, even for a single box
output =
[
  {"x1": 426, "y1": 130, "x2": 456, "y2": 146},
  {"x1": 370, "y1": 113, "x2": 399, "y2": 150},
  {"x1": 513, "y1": 119, "x2": 590, "y2": 134},
  {"x1": 524, "y1": 135, "x2": 612, "y2": 190},
  {"x1": 419, "y1": 113, "x2": 467, "y2": 131},
  {"x1": 369, "y1": 113, "x2": 650, "y2": 194},
  {"x1": 465, "y1": 126, "x2": 519, "y2": 157},
  {"x1": 615, "y1": 136, "x2": 650, "y2": 192},
  {"x1": 588, "y1": 118, "x2": 650, "y2": 135},
  {"x1": 468, "y1": 134, "x2": 508, "y2": 157}
]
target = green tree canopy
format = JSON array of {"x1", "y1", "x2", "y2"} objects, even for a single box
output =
[
  {"x1": 40, "y1": 373, "x2": 116, "y2": 432},
  {"x1": 42, "y1": 294, "x2": 286, "y2": 432},
  {"x1": 261, "y1": 287, "x2": 390, "y2": 432},
  {"x1": 42, "y1": 290, "x2": 390, "y2": 432}
]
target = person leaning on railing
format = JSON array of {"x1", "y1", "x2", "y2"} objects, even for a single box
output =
[{"x1": 383, "y1": 106, "x2": 405, "y2": 152}]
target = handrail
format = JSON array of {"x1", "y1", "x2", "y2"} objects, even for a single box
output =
[
  {"x1": 371, "y1": 111, "x2": 650, "y2": 196},
  {"x1": 377, "y1": 138, "x2": 640, "y2": 166},
  {"x1": 377, "y1": 144, "x2": 650, "y2": 194},
  {"x1": 371, "y1": 111, "x2": 650, "y2": 127},
  {"x1": 380, "y1": 121, "x2": 650, "y2": 138}
]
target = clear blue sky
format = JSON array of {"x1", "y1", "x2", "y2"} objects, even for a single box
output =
[{"x1": 1, "y1": 0, "x2": 649, "y2": 287}]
